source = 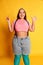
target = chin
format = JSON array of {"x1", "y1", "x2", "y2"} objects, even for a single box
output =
[{"x1": 20, "y1": 17, "x2": 24, "y2": 19}]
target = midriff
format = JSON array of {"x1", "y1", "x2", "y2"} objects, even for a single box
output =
[{"x1": 16, "y1": 31, "x2": 29, "y2": 38}]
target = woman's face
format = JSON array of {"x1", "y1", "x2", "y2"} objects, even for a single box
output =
[{"x1": 19, "y1": 9, "x2": 25, "y2": 19}]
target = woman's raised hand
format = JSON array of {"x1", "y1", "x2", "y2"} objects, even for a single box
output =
[
  {"x1": 6, "y1": 17, "x2": 10, "y2": 23},
  {"x1": 31, "y1": 16, "x2": 37, "y2": 22}
]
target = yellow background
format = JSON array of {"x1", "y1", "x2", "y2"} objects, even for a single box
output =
[{"x1": 0, "y1": 0, "x2": 43, "y2": 65}]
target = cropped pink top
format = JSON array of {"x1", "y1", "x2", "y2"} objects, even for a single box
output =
[{"x1": 14, "y1": 19, "x2": 29, "y2": 32}]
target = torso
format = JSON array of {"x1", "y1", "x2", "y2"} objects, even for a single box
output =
[{"x1": 14, "y1": 19, "x2": 29, "y2": 38}]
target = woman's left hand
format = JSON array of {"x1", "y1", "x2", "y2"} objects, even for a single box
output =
[{"x1": 31, "y1": 16, "x2": 37, "y2": 22}]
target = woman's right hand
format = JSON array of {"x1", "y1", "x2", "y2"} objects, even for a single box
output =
[{"x1": 6, "y1": 17, "x2": 10, "y2": 23}]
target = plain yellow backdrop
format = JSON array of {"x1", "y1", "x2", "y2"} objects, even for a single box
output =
[{"x1": 0, "y1": 0, "x2": 43, "y2": 57}]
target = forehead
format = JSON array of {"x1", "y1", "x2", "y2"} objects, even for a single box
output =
[{"x1": 19, "y1": 9, "x2": 25, "y2": 12}]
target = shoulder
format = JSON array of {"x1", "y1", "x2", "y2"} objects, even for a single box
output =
[
  {"x1": 12, "y1": 19, "x2": 17, "y2": 24},
  {"x1": 26, "y1": 20, "x2": 30, "y2": 25},
  {"x1": 13, "y1": 19, "x2": 19, "y2": 23},
  {"x1": 26, "y1": 20, "x2": 31, "y2": 27},
  {"x1": 13, "y1": 20, "x2": 16, "y2": 23},
  {"x1": 11, "y1": 20, "x2": 16, "y2": 26}
]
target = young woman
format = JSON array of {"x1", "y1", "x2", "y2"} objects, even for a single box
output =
[{"x1": 6, "y1": 8, "x2": 36, "y2": 65}]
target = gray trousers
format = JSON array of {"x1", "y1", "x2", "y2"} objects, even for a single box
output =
[{"x1": 12, "y1": 35, "x2": 31, "y2": 55}]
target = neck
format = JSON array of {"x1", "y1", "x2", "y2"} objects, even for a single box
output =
[{"x1": 20, "y1": 18, "x2": 24, "y2": 20}]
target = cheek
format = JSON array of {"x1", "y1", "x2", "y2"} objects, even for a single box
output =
[
  {"x1": 23, "y1": 13, "x2": 25, "y2": 17},
  {"x1": 19, "y1": 13, "x2": 21, "y2": 17}
]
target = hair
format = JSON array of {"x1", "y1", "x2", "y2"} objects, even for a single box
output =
[{"x1": 16, "y1": 8, "x2": 27, "y2": 21}]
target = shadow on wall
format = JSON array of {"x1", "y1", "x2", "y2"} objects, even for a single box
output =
[{"x1": 0, "y1": 21, "x2": 14, "y2": 57}]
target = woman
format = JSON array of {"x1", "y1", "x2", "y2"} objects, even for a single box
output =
[{"x1": 6, "y1": 8, "x2": 36, "y2": 65}]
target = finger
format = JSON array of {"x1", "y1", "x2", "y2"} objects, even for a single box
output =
[
  {"x1": 6, "y1": 17, "x2": 9, "y2": 20},
  {"x1": 34, "y1": 16, "x2": 37, "y2": 19}
]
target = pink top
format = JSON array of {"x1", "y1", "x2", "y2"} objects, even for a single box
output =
[{"x1": 13, "y1": 19, "x2": 29, "y2": 32}]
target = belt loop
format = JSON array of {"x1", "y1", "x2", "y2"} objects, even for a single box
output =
[{"x1": 25, "y1": 36, "x2": 27, "y2": 39}]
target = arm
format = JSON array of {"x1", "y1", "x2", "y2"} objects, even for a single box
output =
[
  {"x1": 11, "y1": 21, "x2": 15, "y2": 32},
  {"x1": 6, "y1": 17, "x2": 15, "y2": 32},
  {"x1": 8, "y1": 21, "x2": 14, "y2": 32},
  {"x1": 29, "y1": 16, "x2": 37, "y2": 32}
]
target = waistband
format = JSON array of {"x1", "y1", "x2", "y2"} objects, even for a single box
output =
[{"x1": 14, "y1": 35, "x2": 29, "y2": 40}]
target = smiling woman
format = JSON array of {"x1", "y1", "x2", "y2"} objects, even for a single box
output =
[
  {"x1": 6, "y1": 8, "x2": 36, "y2": 65},
  {"x1": 0, "y1": 0, "x2": 43, "y2": 65}
]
